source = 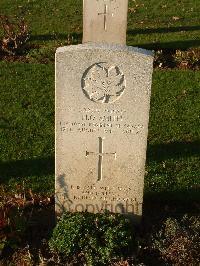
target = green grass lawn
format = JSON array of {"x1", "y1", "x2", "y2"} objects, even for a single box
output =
[
  {"x1": 0, "y1": 62, "x2": 199, "y2": 200},
  {"x1": 0, "y1": 0, "x2": 200, "y2": 52},
  {"x1": 146, "y1": 70, "x2": 200, "y2": 201},
  {"x1": 0, "y1": 1, "x2": 199, "y2": 264},
  {"x1": 0, "y1": 62, "x2": 54, "y2": 195},
  {"x1": 0, "y1": 0, "x2": 199, "y2": 202}
]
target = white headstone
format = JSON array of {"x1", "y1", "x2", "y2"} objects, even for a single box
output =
[
  {"x1": 83, "y1": 0, "x2": 128, "y2": 45},
  {"x1": 55, "y1": 43, "x2": 154, "y2": 222}
]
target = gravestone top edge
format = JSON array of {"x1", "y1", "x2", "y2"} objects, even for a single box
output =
[
  {"x1": 56, "y1": 43, "x2": 154, "y2": 57},
  {"x1": 83, "y1": 0, "x2": 128, "y2": 45}
]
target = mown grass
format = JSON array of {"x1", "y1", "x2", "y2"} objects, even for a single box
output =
[
  {"x1": 0, "y1": 62, "x2": 54, "y2": 194},
  {"x1": 0, "y1": 1, "x2": 199, "y2": 264},
  {"x1": 0, "y1": 0, "x2": 199, "y2": 52},
  {"x1": 146, "y1": 70, "x2": 200, "y2": 200},
  {"x1": 0, "y1": 62, "x2": 199, "y2": 199}
]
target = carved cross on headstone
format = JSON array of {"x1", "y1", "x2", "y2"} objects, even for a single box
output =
[
  {"x1": 83, "y1": 0, "x2": 128, "y2": 45},
  {"x1": 98, "y1": 4, "x2": 113, "y2": 31},
  {"x1": 86, "y1": 137, "x2": 116, "y2": 181}
]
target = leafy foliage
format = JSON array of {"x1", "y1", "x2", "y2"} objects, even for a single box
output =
[
  {"x1": 0, "y1": 15, "x2": 29, "y2": 55},
  {"x1": 173, "y1": 48, "x2": 200, "y2": 69},
  {"x1": 49, "y1": 212, "x2": 134, "y2": 265},
  {"x1": 151, "y1": 215, "x2": 200, "y2": 265},
  {"x1": 0, "y1": 198, "x2": 27, "y2": 255}
]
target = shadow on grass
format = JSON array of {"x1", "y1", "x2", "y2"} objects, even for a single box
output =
[
  {"x1": 128, "y1": 25, "x2": 200, "y2": 35},
  {"x1": 136, "y1": 40, "x2": 200, "y2": 50},
  {"x1": 0, "y1": 140, "x2": 199, "y2": 180},
  {"x1": 29, "y1": 26, "x2": 200, "y2": 50},
  {"x1": 128, "y1": 25, "x2": 200, "y2": 49},
  {"x1": 144, "y1": 140, "x2": 200, "y2": 219},
  {"x1": 143, "y1": 189, "x2": 200, "y2": 225},
  {"x1": 147, "y1": 140, "x2": 200, "y2": 162},
  {"x1": 0, "y1": 118, "x2": 16, "y2": 130},
  {"x1": 30, "y1": 32, "x2": 82, "y2": 42},
  {"x1": 0, "y1": 125, "x2": 16, "y2": 130},
  {"x1": 29, "y1": 38, "x2": 200, "y2": 50},
  {"x1": 0, "y1": 157, "x2": 54, "y2": 183}
]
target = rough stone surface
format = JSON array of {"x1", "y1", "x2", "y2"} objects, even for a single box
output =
[
  {"x1": 55, "y1": 43, "x2": 154, "y2": 222},
  {"x1": 83, "y1": 0, "x2": 128, "y2": 45}
]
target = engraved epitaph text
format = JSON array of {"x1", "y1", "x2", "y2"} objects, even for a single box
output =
[{"x1": 56, "y1": 43, "x2": 154, "y2": 221}]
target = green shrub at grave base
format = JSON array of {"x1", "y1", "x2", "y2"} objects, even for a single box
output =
[
  {"x1": 49, "y1": 211, "x2": 134, "y2": 265},
  {"x1": 151, "y1": 215, "x2": 200, "y2": 265}
]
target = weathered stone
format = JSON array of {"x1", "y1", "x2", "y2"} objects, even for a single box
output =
[
  {"x1": 55, "y1": 43, "x2": 153, "y2": 222},
  {"x1": 83, "y1": 0, "x2": 128, "y2": 45}
]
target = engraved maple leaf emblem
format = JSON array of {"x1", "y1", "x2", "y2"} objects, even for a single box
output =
[{"x1": 82, "y1": 63, "x2": 126, "y2": 104}]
